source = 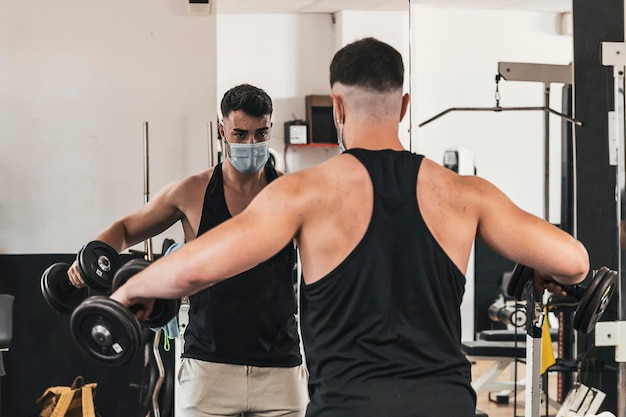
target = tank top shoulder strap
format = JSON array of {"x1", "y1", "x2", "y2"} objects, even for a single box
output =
[
  {"x1": 343, "y1": 148, "x2": 424, "y2": 190},
  {"x1": 197, "y1": 163, "x2": 226, "y2": 237},
  {"x1": 264, "y1": 163, "x2": 279, "y2": 183}
]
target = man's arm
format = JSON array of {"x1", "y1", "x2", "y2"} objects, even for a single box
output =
[
  {"x1": 96, "y1": 180, "x2": 187, "y2": 251},
  {"x1": 67, "y1": 179, "x2": 187, "y2": 287},
  {"x1": 109, "y1": 174, "x2": 304, "y2": 316},
  {"x1": 473, "y1": 176, "x2": 589, "y2": 286}
]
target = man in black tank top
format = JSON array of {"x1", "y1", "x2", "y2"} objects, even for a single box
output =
[
  {"x1": 112, "y1": 39, "x2": 589, "y2": 417},
  {"x1": 68, "y1": 84, "x2": 308, "y2": 417}
]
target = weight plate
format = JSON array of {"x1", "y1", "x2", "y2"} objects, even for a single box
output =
[
  {"x1": 70, "y1": 296, "x2": 142, "y2": 367},
  {"x1": 112, "y1": 258, "x2": 150, "y2": 291},
  {"x1": 509, "y1": 306, "x2": 527, "y2": 328},
  {"x1": 573, "y1": 267, "x2": 608, "y2": 332},
  {"x1": 507, "y1": 264, "x2": 533, "y2": 301},
  {"x1": 143, "y1": 299, "x2": 180, "y2": 329},
  {"x1": 77, "y1": 240, "x2": 123, "y2": 292},
  {"x1": 574, "y1": 268, "x2": 617, "y2": 334},
  {"x1": 112, "y1": 258, "x2": 179, "y2": 329},
  {"x1": 41, "y1": 263, "x2": 89, "y2": 314}
]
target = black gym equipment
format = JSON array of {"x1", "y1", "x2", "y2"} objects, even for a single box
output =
[
  {"x1": 71, "y1": 295, "x2": 143, "y2": 367},
  {"x1": 70, "y1": 258, "x2": 179, "y2": 366},
  {"x1": 506, "y1": 264, "x2": 617, "y2": 334},
  {"x1": 40, "y1": 240, "x2": 123, "y2": 314},
  {"x1": 139, "y1": 329, "x2": 175, "y2": 417},
  {"x1": 77, "y1": 240, "x2": 123, "y2": 291},
  {"x1": 111, "y1": 259, "x2": 180, "y2": 329},
  {"x1": 161, "y1": 238, "x2": 176, "y2": 256},
  {"x1": 40, "y1": 263, "x2": 90, "y2": 314},
  {"x1": 488, "y1": 296, "x2": 527, "y2": 328}
]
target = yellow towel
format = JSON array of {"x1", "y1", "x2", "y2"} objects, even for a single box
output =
[{"x1": 541, "y1": 310, "x2": 556, "y2": 374}]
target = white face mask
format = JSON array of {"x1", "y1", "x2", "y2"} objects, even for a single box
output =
[{"x1": 228, "y1": 141, "x2": 270, "y2": 174}]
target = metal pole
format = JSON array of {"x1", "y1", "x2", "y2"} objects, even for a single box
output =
[
  {"x1": 151, "y1": 330, "x2": 165, "y2": 417},
  {"x1": 208, "y1": 121, "x2": 215, "y2": 167},
  {"x1": 614, "y1": 66, "x2": 626, "y2": 417},
  {"x1": 142, "y1": 121, "x2": 164, "y2": 416},
  {"x1": 525, "y1": 286, "x2": 544, "y2": 417},
  {"x1": 143, "y1": 121, "x2": 154, "y2": 262},
  {"x1": 543, "y1": 83, "x2": 551, "y2": 221}
]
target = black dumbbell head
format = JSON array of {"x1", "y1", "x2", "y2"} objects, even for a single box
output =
[
  {"x1": 573, "y1": 267, "x2": 617, "y2": 334},
  {"x1": 506, "y1": 264, "x2": 534, "y2": 301},
  {"x1": 112, "y1": 258, "x2": 180, "y2": 329},
  {"x1": 77, "y1": 240, "x2": 123, "y2": 292},
  {"x1": 70, "y1": 296, "x2": 143, "y2": 367},
  {"x1": 41, "y1": 263, "x2": 89, "y2": 314}
]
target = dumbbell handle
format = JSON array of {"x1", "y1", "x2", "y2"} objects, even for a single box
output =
[
  {"x1": 559, "y1": 283, "x2": 585, "y2": 300},
  {"x1": 61, "y1": 278, "x2": 77, "y2": 292},
  {"x1": 520, "y1": 264, "x2": 585, "y2": 299},
  {"x1": 129, "y1": 304, "x2": 143, "y2": 314}
]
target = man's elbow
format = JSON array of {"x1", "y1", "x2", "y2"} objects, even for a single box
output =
[
  {"x1": 569, "y1": 243, "x2": 590, "y2": 284},
  {"x1": 178, "y1": 263, "x2": 218, "y2": 295}
]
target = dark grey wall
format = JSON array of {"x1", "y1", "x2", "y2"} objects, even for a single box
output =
[
  {"x1": 0, "y1": 254, "x2": 174, "y2": 417},
  {"x1": 573, "y1": 0, "x2": 624, "y2": 412}
]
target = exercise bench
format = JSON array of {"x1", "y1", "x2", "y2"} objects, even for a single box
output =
[{"x1": 462, "y1": 338, "x2": 526, "y2": 396}]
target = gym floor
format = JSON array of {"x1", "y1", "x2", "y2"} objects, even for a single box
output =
[{"x1": 472, "y1": 359, "x2": 561, "y2": 417}]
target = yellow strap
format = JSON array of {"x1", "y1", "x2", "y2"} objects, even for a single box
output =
[
  {"x1": 49, "y1": 389, "x2": 73, "y2": 417},
  {"x1": 541, "y1": 307, "x2": 556, "y2": 374},
  {"x1": 81, "y1": 384, "x2": 97, "y2": 417}
]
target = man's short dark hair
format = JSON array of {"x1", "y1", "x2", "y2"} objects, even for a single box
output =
[
  {"x1": 330, "y1": 37, "x2": 404, "y2": 92},
  {"x1": 221, "y1": 84, "x2": 273, "y2": 119}
]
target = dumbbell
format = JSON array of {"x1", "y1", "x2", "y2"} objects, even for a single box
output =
[
  {"x1": 506, "y1": 264, "x2": 617, "y2": 334},
  {"x1": 40, "y1": 240, "x2": 123, "y2": 314},
  {"x1": 488, "y1": 299, "x2": 527, "y2": 328},
  {"x1": 70, "y1": 258, "x2": 180, "y2": 367},
  {"x1": 40, "y1": 263, "x2": 90, "y2": 314}
]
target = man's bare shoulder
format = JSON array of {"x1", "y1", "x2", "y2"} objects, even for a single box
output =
[
  {"x1": 155, "y1": 167, "x2": 215, "y2": 204},
  {"x1": 276, "y1": 154, "x2": 355, "y2": 187},
  {"x1": 172, "y1": 168, "x2": 215, "y2": 190},
  {"x1": 265, "y1": 154, "x2": 368, "y2": 214},
  {"x1": 420, "y1": 157, "x2": 490, "y2": 194}
]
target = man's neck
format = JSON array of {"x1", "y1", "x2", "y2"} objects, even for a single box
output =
[
  {"x1": 222, "y1": 160, "x2": 266, "y2": 191},
  {"x1": 345, "y1": 122, "x2": 404, "y2": 151}
]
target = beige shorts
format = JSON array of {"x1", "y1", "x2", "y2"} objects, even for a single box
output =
[{"x1": 176, "y1": 358, "x2": 309, "y2": 417}]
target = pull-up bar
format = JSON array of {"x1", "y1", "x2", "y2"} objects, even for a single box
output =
[
  {"x1": 418, "y1": 105, "x2": 582, "y2": 128},
  {"x1": 418, "y1": 62, "x2": 583, "y2": 224}
]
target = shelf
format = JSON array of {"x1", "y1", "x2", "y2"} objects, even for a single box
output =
[{"x1": 285, "y1": 143, "x2": 338, "y2": 148}]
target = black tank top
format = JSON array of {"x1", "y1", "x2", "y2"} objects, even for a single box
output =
[
  {"x1": 182, "y1": 163, "x2": 302, "y2": 367},
  {"x1": 300, "y1": 149, "x2": 476, "y2": 417}
]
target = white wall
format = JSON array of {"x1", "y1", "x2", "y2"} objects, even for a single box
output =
[
  {"x1": 0, "y1": 0, "x2": 217, "y2": 253},
  {"x1": 0, "y1": 4, "x2": 572, "y2": 259},
  {"x1": 216, "y1": 13, "x2": 338, "y2": 172},
  {"x1": 410, "y1": 5, "x2": 572, "y2": 341},
  {"x1": 411, "y1": 7, "x2": 573, "y2": 223},
  {"x1": 215, "y1": 11, "x2": 412, "y2": 173},
  {"x1": 334, "y1": 11, "x2": 412, "y2": 150}
]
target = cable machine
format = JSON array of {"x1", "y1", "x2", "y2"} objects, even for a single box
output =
[
  {"x1": 419, "y1": 62, "x2": 583, "y2": 417},
  {"x1": 419, "y1": 62, "x2": 581, "y2": 222}
]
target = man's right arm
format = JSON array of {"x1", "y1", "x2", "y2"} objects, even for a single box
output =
[
  {"x1": 67, "y1": 179, "x2": 187, "y2": 287},
  {"x1": 473, "y1": 176, "x2": 589, "y2": 287}
]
